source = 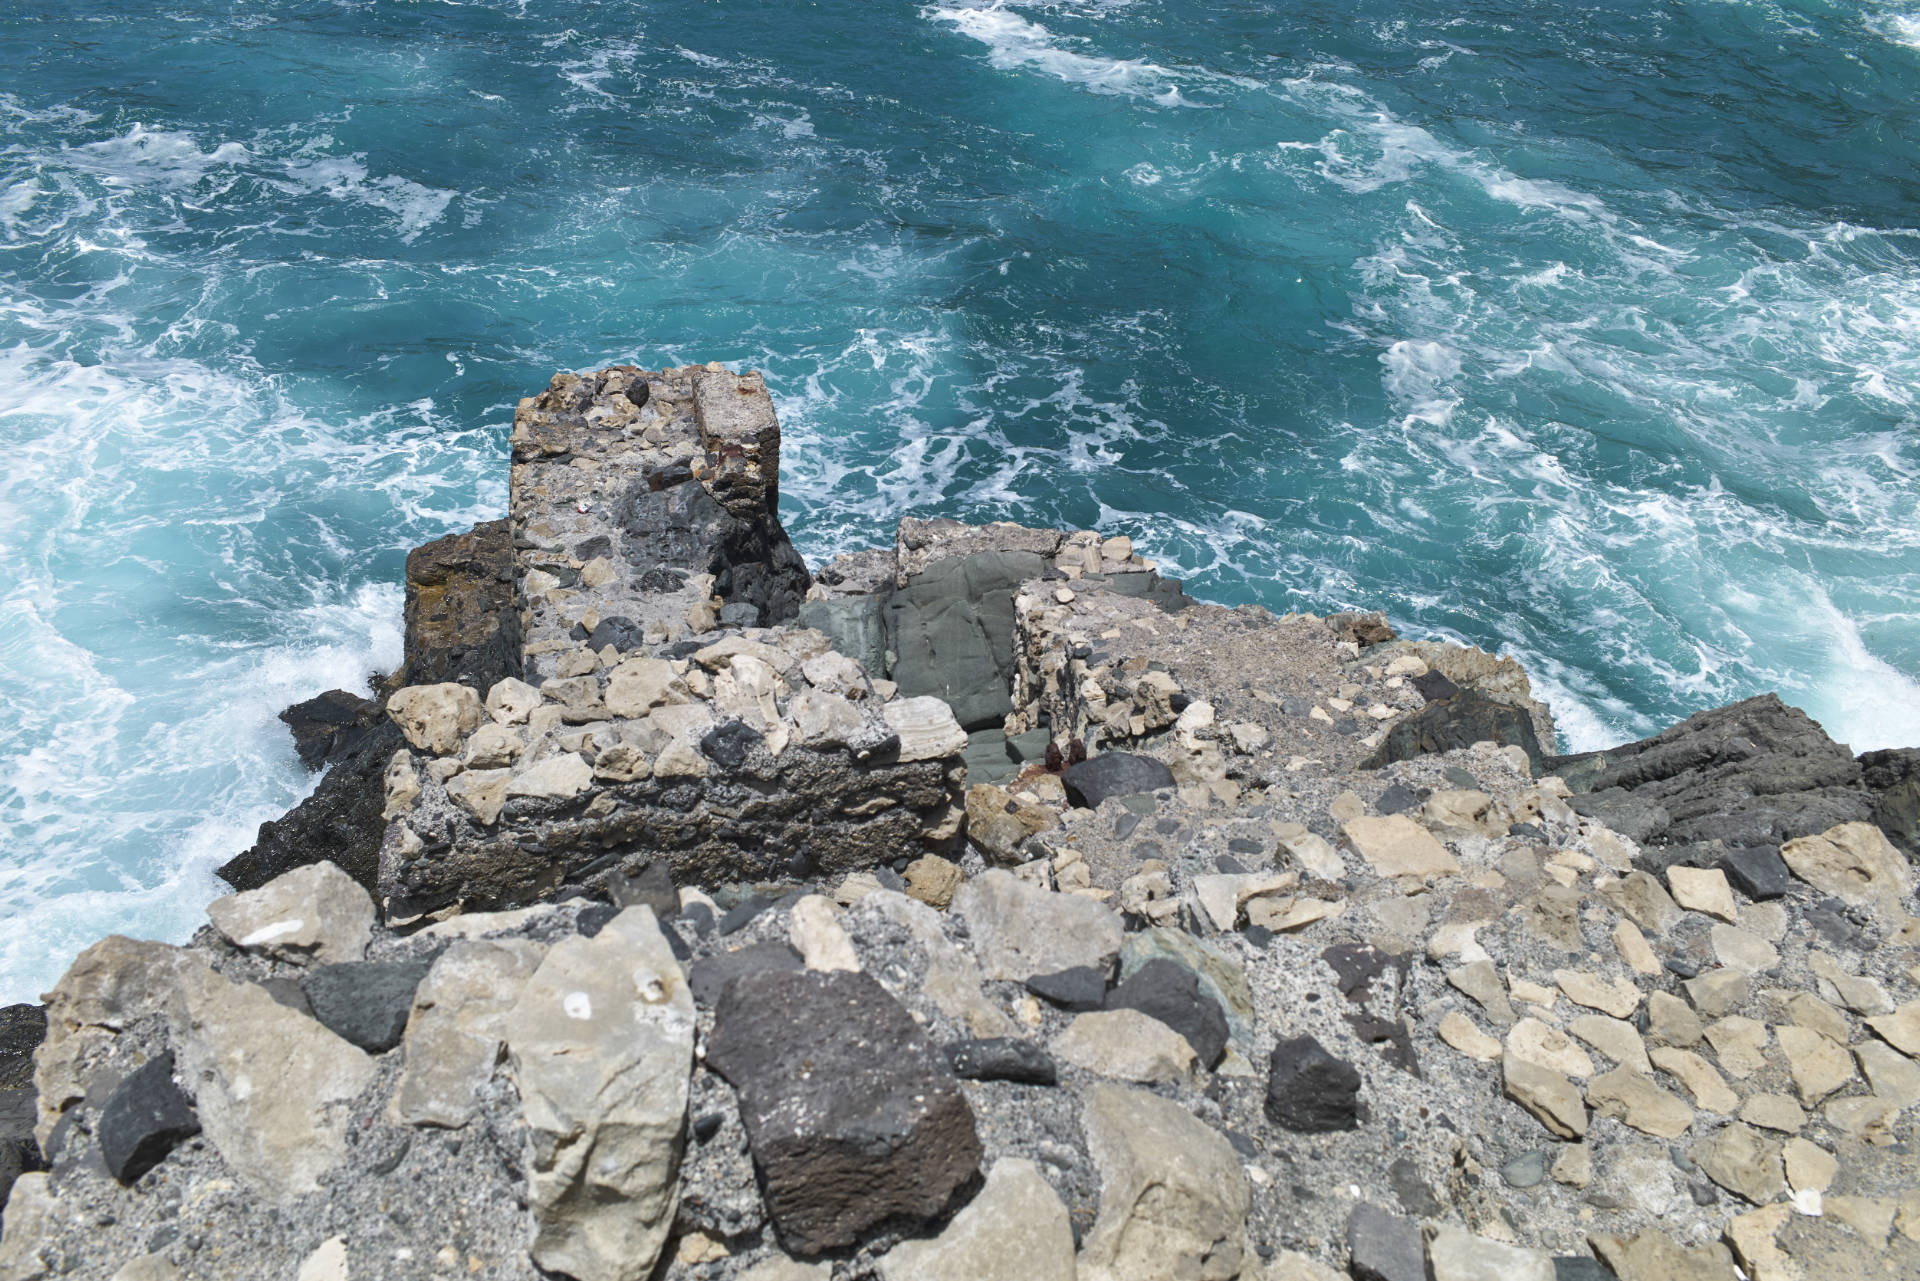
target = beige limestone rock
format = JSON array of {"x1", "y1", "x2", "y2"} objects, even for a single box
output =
[
  {"x1": 1683, "y1": 969, "x2": 1751, "y2": 1019},
  {"x1": 1053, "y1": 1009, "x2": 1196, "y2": 1084},
  {"x1": 1692, "y1": 1122, "x2": 1785, "y2": 1205},
  {"x1": 1507, "y1": 1017, "x2": 1596, "y2": 1078},
  {"x1": 1738, "y1": 1094, "x2": 1806, "y2": 1133},
  {"x1": 1824, "y1": 1093, "x2": 1900, "y2": 1143},
  {"x1": 1192, "y1": 872, "x2": 1294, "y2": 933},
  {"x1": 1855, "y1": 1038, "x2": 1920, "y2": 1106},
  {"x1": 1275, "y1": 829, "x2": 1345, "y2": 880},
  {"x1": 1448, "y1": 961, "x2": 1516, "y2": 1026},
  {"x1": 1709, "y1": 925, "x2": 1778, "y2": 974},
  {"x1": 739, "y1": 1260, "x2": 831, "y2": 1281},
  {"x1": 382, "y1": 749, "x2": 421, "y2": 819},
  {"x1": 1258, "y1": 1250, "x2": 1345, "y2": 1281},
  {"x1": 1704, "y1": 1016, "x2": 1770, "y2": 1077},
  {"x1": 1867, "y1": 1001, "x2": 1920, "y2": 1058},
  {"x1": 902, "y1": 855, "x2": 962, "y2": 910},
  {"x1": 1723, "y1": 1204, "x2": 1799, "y2": 1281},
  {"x1": 877, "y1": 1158, "x2": 1074, "y2": 1281},
  {"x1": 1613, "y1": 921, "x2": 1662, "y2": 977},
  {"x1": 1078, "y1": 1084, "x2": 1250, "y2": 1281},
  {"x1": 485, "y1": 677, "x2": 542, "y2": 725},
  {"x1": 788, "y1": 895, "x2": 860, "y2": 973},
  {"x1": 1422, "y1": 790, "x2": 1505, "y2": 839},
  {"x1": 388, "y1": 682, "x2": 484, "y2": 754},
  {"x1": 1649, "y1": 1047, "x2": 1739, "y2": 1114},
  {"x1": 1551, "y1": 1143, "x2": 1593, "y2": 1188},
  {"x1": 1248, "y1": 896, "x2": 1342, "y2": 933},
  {"x1": 1667, "y1": 866, "x2": 1738, "y2": 923},
  {"x1": 1589, "y1": 1231, "x2": 1736, "y2": 1281},
  {"x1": 205, "y1": 861, "x2": 373, "y2": 966},
  {"x1": 506, "y1": 907, "x2": 693, "y2": 1281},
  {"x1": 1440, "y1": 1012, "x2": 1502, "y2": 1061},
  {"x1": 463, "y1": 721, "x2": 523, "y2": 769},
  {"x1": 393, "y1": 938, "x2": 546, "y2": 1128},
  {"x1": 604, "y1": 656, "x2": 690, "y2": 717},
  {"x1": 1426, "y1": 1225, "x2": 1554, "y2": 1281},
  {"x1": 1510, "y1": 978, "x2": 1559, "y2": 1010},
  {"x1": 445, "y1": 766, "x2": 512, "y2": 825},
  {"x1": 1572, "y1": 1014, "x2": 1652, "y2": 1073},
  {"x1": 1328, "y1": 790, "x2": 1364, "y2": 822},
  {"x1": 1781, "y1": 822, "x2": 1912, "y2": 918},
  {"x1": 1647, "y1": 991, "x2": 1705, "y2": 1048},
  {"x1": 168, "y1": 958, "x2": 376, "y2": 1198},
  {"x1": 964, "y1": 783, "x2": 1059, "y2": 865},
  {"x1": 881, "y1": 696, "x2": 967, "y2": 762},
  {"x1": 507, "y1": 751, "x2": 593, "y2": 799},
  {"x1": 293, "y1": 1238, "x2": 348, "y2": 1281},
  {"x1": 1503, "y1": 1050, "x2": 1588, "y2": 1139},
  {"x1": 1823, "y1": 1195, "x2": 1898, "y2": 1243},
  {"x1": 1782, "y1": 1138, "x2": 1837, "y2": 1195},
  {"x1": 1340, "y1": 815, "x2": 1459, "y2": 878},
  {"x1": 953, "y1": 870, "x2": 1122, "y2": 982},
  {"x1": 1599, "y1": 871, "x2": 1684, "y2": 934},
  {"x1": 1774, "y1": 1024, "x2": 1854, "y2": 1105},
  {"x1": 1555, "y1": 969, "x2": 1642, "y2": 1019},
  {"x1": 1586, "y1": 1067, "x2": 1695, "y2": 1139},
  {"x1": 1785, "y1": 992, "x2": 1850, "y2": 1044}
]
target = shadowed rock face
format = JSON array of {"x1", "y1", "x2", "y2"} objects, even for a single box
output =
[
  {"x1": 1860, "y1": 747, "x2": 1920, "y2": 858},
  {"x1": 399, "y1": 519, "x2": 522, "y2": 690},
  {"x1": 1545, "y1": 694, "x2": 1875, "y2": 855}
]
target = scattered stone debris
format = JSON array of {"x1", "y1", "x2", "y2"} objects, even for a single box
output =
[{"x1": 6, "y1": 364, "x2": 1918, "y2": 1281}]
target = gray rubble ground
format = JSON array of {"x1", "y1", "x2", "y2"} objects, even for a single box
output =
[{"x1": 5, "y1": 365, "x2": 1919, "y2": 1281}]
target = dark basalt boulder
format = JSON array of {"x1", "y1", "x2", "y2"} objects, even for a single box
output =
[
  {"x1": 301, "y1": 959, "x2": 433, "y2": 1054},
  {"x1": 704, "y1": 968, "x2": 982, "y2": 1256},
  {"x1": 613, "y1": 466, "x2": 810, "y2": 630},
  {"x1": 218, "y1": 718, "x2": 403, "y2": 894},
  {"x1": 1361, "y1": 691, "x2": 1546, "y2": 776},
  {"x1": 1545, "y1": 694, "x2": 1873, "y2": 850},
  {"x1": 278, "y1": 689, "x2": 382, "y2": 770},
  {"x1": 1860, "y1": 747, "x2": 1920, "y2": 858},
  {"x1": 1266, "y1": 1034, "x2": 1363, "y2": 1133},
  {"x1": 96, "y1": 1053, "x2": 200, "y2": 1185},
  {"x1": 396, "y1": 518, "x2": 522, "y2": 690},
  {"x1": 0, "y1": 1004, "x2": 46, "y2": 1092},
  {"x1": 884, "y1": 550, "x2": 1048, "y2": 732}
]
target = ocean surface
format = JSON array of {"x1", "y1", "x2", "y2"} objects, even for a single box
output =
[{"x1": 2, "y1": 0, "x2": 1917, "y2": 1003}]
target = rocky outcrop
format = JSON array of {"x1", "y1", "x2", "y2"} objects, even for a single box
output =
[{"x1": 11, "y1": 363, "x2": 1920, "y2": 1281}]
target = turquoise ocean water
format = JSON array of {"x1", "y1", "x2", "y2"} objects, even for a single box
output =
[{"x1": 2, "y1": 0, "x2": 1917, "y2": 1002}]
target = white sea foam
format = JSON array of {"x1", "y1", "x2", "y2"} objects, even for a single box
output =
[
  {"x1": 281, "y1": 154, "x2": 456, "y2": 243},
  {"x1": 924, "y1": 3, "x2": 1235, "y2": 104}
]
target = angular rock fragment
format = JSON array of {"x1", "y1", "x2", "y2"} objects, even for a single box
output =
[
  {"x1": 1426, "y1": 1224, "x2": 1555, "y2": 1281},
  {"x1": 1026, "y1": 966, "x2": 1108, "y2": 1012},
  {"x1": 506, "y1": 907, "x2": 693, "y2": 1281},
  {"x1": 1346, "y1": 1202, "x2": 1425, "y2": 1281},
  {"x1": 706, "y1": 968, "x2": 981, "y2": 1256},
  {"x1": 1780, "y1": 821, "x2": 1912, "y2": 920},
  {"x1": 204, "y1": 861, "x2": 374, "y2": 967},
  {"x1": 943, "y1": 1038, "x2": 1057, "y2": 1086},
  {"x1": 1103, "y1": 958, "x2": 1228, "y2": 1069},
  {"x1": 953, "y1": 870, "x2": 1123, "y2": 982},
  {"x1": 877, "y1": 1158, "x2": 1074, "y2": 1281},
  {"x1": 1265, "y1": 1034, "x2": 1362, "y2": 1133},
  {"x1": 386, "y1": 683, "x2": 485, "y2": 755},
  {"x1": 1340, "y1": 815, "x2": 1459, "y2": 878},
  {"x1": 1503, "y1": 1051, "x2": 1587, "y2": 1139},
  {"x1": 96, "y1": 1053, "x2": 199, "y2": 1185},
  {"x1": 167, "y1": 959, "x2": 376, "y2": 1198},
  {"x1": 301, "y1": 959, "x2": 432, "y2": 1054},
  {"x1": 1079, "y1": 1084, "x2": 1249, "y2": 1281},
  {"x1": 1061, "y1": 752, "x2": 1176, "y2": 808},
  {"x1": 393, "y1": 939, "x2": 545, "y2": 1128},
  {"x1": 1690, "y1": 1122, "x2": 1785, "y2": 1205},
  {"x1": 1053, "y1": 1010, "x2": 1196, "y2": 1084},
  {"x1": 1585, "y1": 1067, "x2": 1694, "y2": 1140}
]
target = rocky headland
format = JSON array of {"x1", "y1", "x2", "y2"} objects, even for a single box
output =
[{"x1": 3, "y1": 363, "x2": 1919, "y2": 1281}]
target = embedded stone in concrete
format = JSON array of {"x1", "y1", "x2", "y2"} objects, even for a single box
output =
[
  {"x1": 1339, "y1": 815, "x2": 1459, "y2": 878},
  {"x1": 881, "y1": 696, "x2": 968, "y2": 763},
  {"x1": 1867, "y1": 1001, "x2": 1920, "y2": 1058},
  {"x1": 1078, "y1": 1084, "x2": 1250, "y2": 1281},
  {"x1": 1426, "y1": 1224, "x2": 1555, "y2": 1281},
  {"x1": 1667, "y1": 866, "x2": 1738, "y2": 923},
  {"x1": 953, "y1": 870, "x2": 1123, "y2": 982},
  {"x1": 96, "y1": 1053, "x2": 199, "y2": 1185},
  {"x1": 506, "y1": 907, "x2": 693, "y2": 1281},
  {"x1": 1503, "y1": 1052, "x2": 1587, "y2": 1139},
  {"x1": 1553, "y1": 969, "x2": 1641, "y2": 1019},
  {"x1": 301, "y1": 959, "x2": 432, "y2": 1054},
  {"x1": 1584, "y1": 1068, "x2": 1694, "y2": 1140},
  {"x1": 1265, "y1": 1034, "x2": 1362, "y2": 1133},
  {"x1": 1774, "y1": 1024, "x2": 1854, "y2": 1105},
  {"x1": 1103, "y1": 959, "x2": 1228, "y2": 1069},
  {"x1": 1691, "y1": 1122, "x2": 1785, "y2": 1205},
  {"x1": 1052, "y1": 1009, "x2": 1196, "y2": 1084},
  {"x1": 1061, "y1": 752, "x2": 1176, "y2": 808},
  {"x1": 705, "y1": 967, "x2": 981, "y2": 1256},
  {"x1": 1779, "y1": 821, "x2": 1912, "y2": 918},
  {"x1": 205, "y1": 861, "x2": 374, "y2": 967},
  {"x1": 877, "y1": 1157, "x2": 1074, "y2": 1281},
  {"x1": 1648, "y1": 1047, "x2": 1737, "y2": 1114},
  {"x1": 387, "y1": 682, "x2": 485, "y2": 755}
]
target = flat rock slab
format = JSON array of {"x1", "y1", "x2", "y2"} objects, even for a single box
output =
[
  {"x1": 301, "y1": 959, "x2": 432, "y2": 1054},
  {"x1": 706, "y1": 967, "x2": 982, "y2": 1256},
  {"x1": 96, "y1": 1053, "x2": 199, "y2": 1185},
  {"x1": 1347, "y1": 1201, "x2": 1425, "y2": 1281},
  {"x1": 1340, "y1": 815, "x2": 1459, "y2": 879},
  {"x1": 1061, "y1": 753, "x2": 1176, "y2": 808},
  {"x1": 953, "y1": 870, "x2": 1123, "y2": 982},
  {"x1": 877, "y1": 1157, "x2": 1074, "y2": 1281}
]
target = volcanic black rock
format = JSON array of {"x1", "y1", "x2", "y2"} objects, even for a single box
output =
[
  {"x1": 1266, "y1": 1034, "x2": 1362, "y2": 1133},
  {"x1": 943, "y1": 1038, "x2": 1058, "y2": 1085},
  {"x1": 1025, "y1": 966, "x2": 1109, "y2": 1012},
  {"x1": 96, "y1": 1053, "x2": 200, "y2": 1185},
  {"x1": 301, "y1": 960, "x2": 433, "y2": 1054},
  {"x1": 704, "y1": 968, "x2": 982, "y2": 1255},
  {"x1": 1362, "y1": 691, "x2": 1546, "y2": 775},
  {"x1": 1061, "y1": 752, "x2": 1177, "y2": 809},
  {"x1": 1104, "y1": 959, "x2": 1229, "y2": 1069}
]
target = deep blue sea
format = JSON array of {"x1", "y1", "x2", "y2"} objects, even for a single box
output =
[{"x1": 2, "y1": 0, "x2": 1917, "y2": 1002}]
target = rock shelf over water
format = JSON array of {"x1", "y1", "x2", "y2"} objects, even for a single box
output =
[{"x1": 3, "y1": 365, "x2": 1919, "y2": 1281}]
